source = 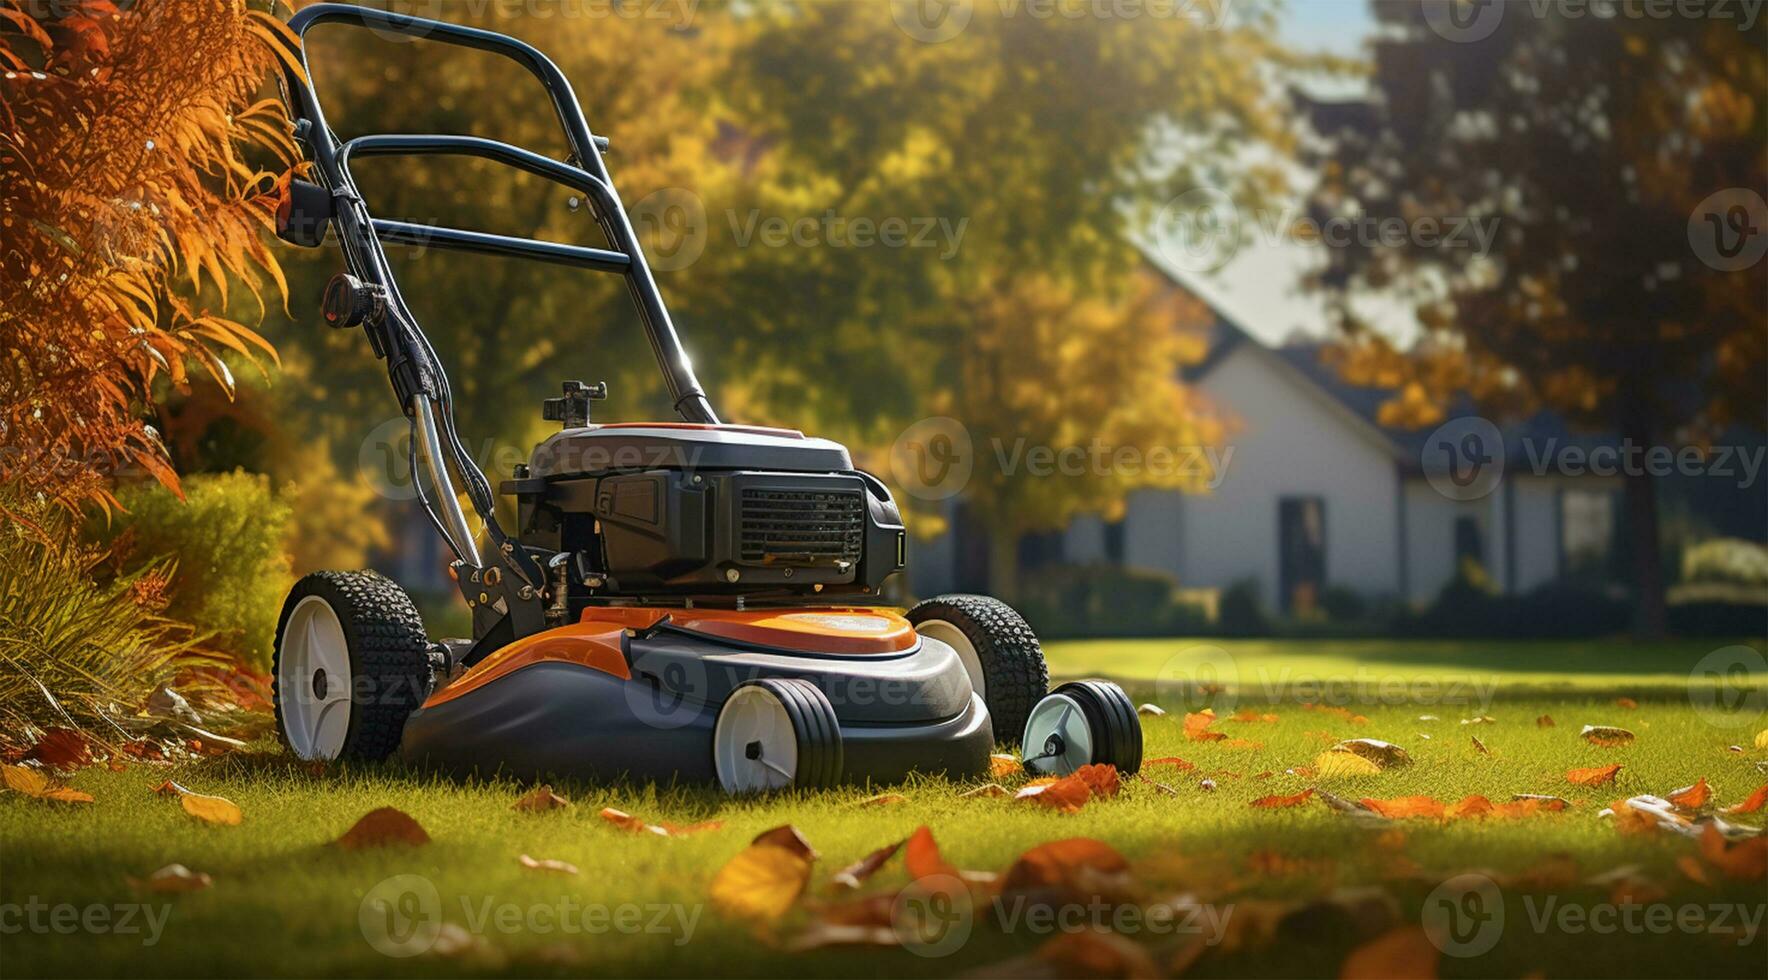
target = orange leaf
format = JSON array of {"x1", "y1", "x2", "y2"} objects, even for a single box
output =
[
  {"x1": 334, "y1": 807, "x2": 430, "y2": 849},
  {"x1": 905, "y1": 825, "x2": 959, "y2": 883},
  {"x1": 854, "y1": 793, "x2": 907, "y2": 808},
  {"x1": 1615, "y1": 697, "x2": 1638, "y2": 710},
  {"x1": 1184, "y1": 710, "x2": 1227, "y2": 742},
  {"x1": 1341, "y1": 925, "x2": 1439, "y2": 980},
  {"x1": 179, "y1": 791, "x2": 242, "y2": 826},
  {"x1": 1698, "y1": 825, "x2": 1768, "y2": 881},
  {"x1": 1002, "y1": 838, "x2": 1129, "y2": 894},
  {"x1": 1360, "y1": 796, "x2": 1445, "y2": 820},
  {"x1": 830, "y1": 839, "x2": 903, "y2": 890},
  {"x1": 1580, "y1": 725, "x2": 1636, "y2": 748},
  {"x1": 1251, "y1": 788, "x2": 1315, "y2": 809},
  {"x1": 1536, "y1": 714, "x2": 1555, "y2": 727},
  {"x1": 1073, "y1": 763, "x2": 1121, "y2": 799},
  {"x1": 1567, "y1": 764, "x2": 1622, "y2": 786},
  {"x1": 1016, "y1": 773, "x2": 1092, "y2": 812},
  {"x1": 1, "y1": 765, "x2": 93, "y2": 804},
  {"x1": 1144, "y1": 756, "x2": 1196, "y2": 772},
  {"x1": 597, "y1": 807, "x2": 719, "y2": 837},
  {"x1": 1723, "y1": 783, "x2": 1768, "y2": 815},
  {"x1": 989, "y1": 754, "x2": 1023, "y2": 779},
  {"x1": 1446, "y1": 795, "x2": 1495, "y2": 820},
  {"x1": 1666, "y1": 778, "x2": 1711, "y2": 810},
  {"x1": 512, "y1": 785, "x2": 572, "y2": 812}
]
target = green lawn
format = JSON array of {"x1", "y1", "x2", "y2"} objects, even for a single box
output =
[{"x1": 2, "y1": 638, "x2": 1764, "y2": 978}]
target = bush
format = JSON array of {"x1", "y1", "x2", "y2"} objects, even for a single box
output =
[
  {"x1": 1217, "y1": 578, "x2": 1270, "y2": 637},
  {"x1": 1320, "y1": 585, "x2": 1369, "y2": 623},
  {"x1": 1682, "y1": 538, "x2": 1768, "y2": 588},
  {"x1": 1015, "y1": 564, "x2": 1209, "y2": 638},
  {"x1": 0, "y1": 490, "x2": 203, "y2": 732},
  {"x1": 1398, "y1": 559, "x2": 1629, "y2": 638},
  {"x1": 95, "y1": 471, "x2": 294, "y2": 671}
]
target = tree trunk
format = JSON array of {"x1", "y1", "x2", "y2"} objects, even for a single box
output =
[
  {"x1": 987, "y1": 526, "x2": 1020, "y2": 602},
  {"x1": 1620, "y1": 429, "x2": 1668, "y2": 640}
]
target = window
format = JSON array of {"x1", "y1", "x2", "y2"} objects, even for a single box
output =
[
  {"x1": 1454, "y1": 515, "x2": 1484, "y2": 564},
  {"x1": 1560, "y1": 489, "x2": 1617, "y2": 583},
  {"x1": 1278, "y1": 497, "x2": 1326, "y2": 615},
  {"x1": 1103, "y1": 518, "x2": 1126, "y2": 566}
]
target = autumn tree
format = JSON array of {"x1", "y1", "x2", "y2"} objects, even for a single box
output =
[
  {"x1": 0, "y1": 0, "x2": 298, "y2": 522},
  {"x1": 1306, "y1": 1, "x2": 1766, "y2": 636}
]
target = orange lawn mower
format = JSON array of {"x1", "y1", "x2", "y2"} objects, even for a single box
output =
[{"x1": 267, "y1": 3, "x2": 1142, "y2": 792}]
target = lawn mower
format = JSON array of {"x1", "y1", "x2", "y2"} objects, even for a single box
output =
[{"x1": 267, "y1": 3, "x2": 1142, "y2": 792}]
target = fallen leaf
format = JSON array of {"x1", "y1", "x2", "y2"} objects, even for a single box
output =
[
  {"x1": 1330, "y1": 739, "x2": 1412, "y2": 769},
  {"x1": 1002, "y1": 838, "x2": 1131, "y2": 897},
  {"x1": 1360, "y1": 796, "x2": 1444, "y2": 820},
  {"x1": 1037, "y1": 929, "x2": 1160, "y2": 979},
  {"x1": 1230, "y1": 708, "x2": 1279, "y2": 723},
  {"x1": 1446, "y1": 795, "x2": 1494, "y2": 820},
  {"x1": 518, "y1": 853, "x2": 579, "y2": 875},
  {"x1": 1470, "y1": 735, "x2": 1490, "y2": 755},
  {"x1": 1567, "y1": 764, "x2": 1622, "y2": 786},
  {"x1": 1, "y1": 764, "x2": 93, "y2": 804},
  {"x1": 512, "y1": 785, "x2": 572, "y2": 812},
  {"x1": 1460, "y1": 715, "x2": 1495, "y2": 725},
  {"x1": 1184, "y1": 709, "x2": 1227, "y2": 742},
  {"x1": 1667, "y1": 778, "x2": 1711, "y2": 810},
  {"x1": 990, "y1": 754, "x2": 1023, "y2": 780},
  {"x1": 1510, "y1": 794, "x2": 1571, "y2": 811},
  {"x1": 1016, "y1": 774, "x2": 1092, "y2": 812},
  {"x1": 1341, "y1": 925, "x2": 1438, "y2": 980},
  {"x1": 24, "y1": 728, "x2": 92, "y2": 770},
  {"x1": 1579, "y1": 725, "x2": 1636, "y2": 748},
  {"x1": 1251, "y1": 788, "x2": 1315, "y2": 809},
  {"x1": 1143, "y1": 756, "x2": 1195, "y2": 772},
  {"x1": 180, "y1": 791, "x2": 242, "y2": 826},
  {"x1": 710, "y1": 834, "x2": 815, "y2": 923},
  {"x1": 1314, "y1": 751, "x2": 1382, "y2": 777},
  {"x1": 1074, "y1": 763, "x2": 1121, "y2": 799},
  {"x1": 126, "y1": 863, "x2": 211, "y2": 894},
  {"x1": 597, "y1": 807, "x2": 722, "y2": 837},
  {"x1": 1615, "y1": 697, "x2": 1638, "y2": 710},
  {"x1": 961, "y1": 783, "x2": 1010, "y2": 799},
  {"x1": 905, "y1": 825, "x2": 959, "y2": 883},
  {"x1": 854, "y1": 793, "x2": 907, "y2": 808},
  {"x1": 1756, "y1": 730, "x2": 1768, "y2": 750},
  {"x1": 753, "y1": 824, "x2": 819, "y2": 862},
  {"x1": 1723, "y1": 783, "x2": 1768, "y2": 814},
  {"x1": 1676, "y1": 854, "x2": 1710, "y2": 885},
  {"x1": 830, "y1": 839, "x2": 903, "y2": 890},
  {"x1": 1698, "y1": 824, "x2": 1768, "y2": 880},
  {"x1": 1537, "y1": 715, "x2": 1555, "y2": 728},
  {"x1": 335, "y1": 807, "x2": 430, "y2": 849},
  {"x1": 1136, "y1": 703, "x2": 1166, "y2": 717}
]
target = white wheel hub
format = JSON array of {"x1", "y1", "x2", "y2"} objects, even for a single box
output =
[
  {"x1": 713, "y1": 686, "x2": 799, "y2": 793},
  {"x1": 278, "y1": 595, "x2": 354, "y2": 760},
  {"x1": 1021, "y1": 692, "x2": 1093, "y2": 776},
  {"x1": 917, "y1": 619, "x2": 985, "y2": 700}
]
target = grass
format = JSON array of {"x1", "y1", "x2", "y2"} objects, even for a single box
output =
[{"x1": 2, "y1": 638, "x2": 1764, "y2": 978}]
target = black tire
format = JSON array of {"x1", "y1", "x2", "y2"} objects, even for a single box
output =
[
  {"x1": 272, "y1": 570, "x2": 430, "y2": 762},
  {"x1": 721, "y1": 678, "x2": 843, "y2": 791},
  {"x1": 1054, "y1": 680, "x2": 1143, "y2": 775},
  {"x1": 908, "y1": 594, "x2": 1048, "y2": 745}
]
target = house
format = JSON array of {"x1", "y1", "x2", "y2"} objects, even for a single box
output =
[{"x1": 910, "y1": 265, "x2": 1631, "y2": 614}]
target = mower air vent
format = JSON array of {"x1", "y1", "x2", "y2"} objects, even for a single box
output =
[{"x1": 739, "y1": 487, "x2": 865, "y2": 565}]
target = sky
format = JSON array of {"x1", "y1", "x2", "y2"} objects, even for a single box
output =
[{"x1": 1152, "y1": 0, "x2": 1424, "y2": 349}]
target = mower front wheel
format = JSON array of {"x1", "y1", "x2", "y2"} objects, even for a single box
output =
[
  {"x1": 712, "y1": 678, "x2": 843, "y2": 793},
  {"x1": 272, "y1": 571, "x2": 430, "y2": 762},
  {"x1": 908, "y1": 594, "x2": 1048, "y2": 745},
  {"x1": 1022, "y1": 680, "x2": 1143, "y2": 777}
]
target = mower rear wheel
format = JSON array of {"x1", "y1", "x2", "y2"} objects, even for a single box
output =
[
  {"x1": 908, "y1": 595, "x2": 1048, "y2": 745},
  {"x1": 272, "y1": 571, "x2": 430, "y2": 762},
  {"x1": 1021, "y1": 680, "x2": 1143, "y2": 776},
  {"x1": 713, "y1": 678, "x2": 843, "y2": 793}
]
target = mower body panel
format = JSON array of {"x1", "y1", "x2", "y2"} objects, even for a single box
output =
[
  {"x1": 527, "y1": 424, "x2": 853, "y2": 478},
  {"x1": 399, "y1": 611, "x2": 993, "y2": 783}
]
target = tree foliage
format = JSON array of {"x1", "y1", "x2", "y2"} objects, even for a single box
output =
[{"x1": 0, "y1": 0, "x2": 297, "y2": 521}]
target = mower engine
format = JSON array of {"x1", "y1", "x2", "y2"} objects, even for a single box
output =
[{"x1": 502, "y1": 383, "x2": 907, "y2": 614}]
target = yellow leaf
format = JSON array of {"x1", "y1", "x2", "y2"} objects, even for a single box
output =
[
  {"x1": 2, "y1": 765, "x2": 94, "y2": 804},
  {"x1": 1314, "y1": 751, "x2": 1381, "y2": 777},
  {"x1": 709, "y1": 843, "x2": 813, "y2": 923},
  {"x1": 180, "y1": 792, "x2": 242, "y2": 826},
  {"x1": 1754, "y1": 729, "x2": 1768, "y2": 750}
]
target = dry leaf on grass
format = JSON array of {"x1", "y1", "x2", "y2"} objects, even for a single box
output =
[
  {"x1": 1184, "y1": 709, "x2": 1227, "y2": 742},
  {"x1": 1537, "y1": 714, "x2": 1555, "y2": 727},
  {"x1": 853, "y1": 793, "x2": 907, "y2": 808},
  {"x1": 1580, "y1": 725, "x2": 1636, "y2": 747},
  {"x1": 1314, "y1": 752, "x2": 1382, "y2": 778},
  {"x1": 1136, "y1": 703, "x2": 1166, "y2": 717},
  {"x1": 126, "y1": 863, "x2": 212, "y2": 894},
  {"x1": 1, "y1": 764, "x2": 93, "y2": 804},
  {"x1": 709, "y1": 825, "x2": 816, "y2": 923},
  {"x1": 1074, "y1": 763, "x2": 1121, "y2": 798},
  {"x1": 830, "y1": 839, "x2": 903, "y2": 890},
  {"x1": 1251, "y1": 789, "x2": 1315, "y2": 809},
  {"x1": 1698, "y1": 824, "x2": 1768, "y2": 881},
  {"x1": 1755, "y1": 729, "x2": 1768, "y2": 750},
  {"x1": 1230, "y1": 708, "x2": 1279, "y2": 723},
  {"x1": 1614, "y1": 697, "x2": 1638, "y2": 709},
  {"x1": 153, "y1": 781, "x2": 242, "y2": 826},
  {"x1": 334, "y1": 807, "x2": 430, "y2": 849},
  {"x1": 1511, "y1": 794, "x2": 1571, "y2": 810},
  {"x1": 1567, "y1": 764, "x2": 1623, "y2": 786},
  {"x1": 990, "y1": 754, "x2": 1024, "y2": 779},
  {"x1": 598, "y1": 807, "x2": 723, "y2": 837},
  {"x1": 1331, "y1": 739, "x2": 1412, "y2": 769},
  {"x1": 1666, "y1": 778, "x2": 1711, "y2": 810},
  {"x1": 1341, "y1": 924, "x2": 1439, "y2": 980},
  {"x1": 24, "y1": 728, "x2": 92, "y2": 771},
  {"x1": 1723, "y1": 783, "x2": 1768, "y2": 814},
  {"x1": 1470, "y1": 735, "x2": 1490, "y2": 755},
  {"x1": 518, "y1": 854, "x2": 579, "y2": 875},
  {"x1": 1143, "y1": 756, "x2": 1195, "y2": 772},
  {"x1": 1016, "y1": 773, "x2": 1093, "y2": 813},
  {"x1": 1360, "y1": 796, "x2": 1444, "y2": 820},
  {"x1": 512, "y1": 785, "x2": 571, "y2": 812},
  {"x1": 1002, "y1": 837, "x2": 1132, "y2": 903},
  {"x1": 961, "y1": 783, "x2": 1011, "y2": 799}
]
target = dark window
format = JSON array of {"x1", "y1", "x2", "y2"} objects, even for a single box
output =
[
  {"x1": 1103, "y1": 519, "x2": 1126, "y2": 566},
  {"x1": 1454, "y1": 515, "x2": 1484, "y2": 564},
  {"x1": 1278, "y1": 497, "x2": 1326, "y2": 615}
]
